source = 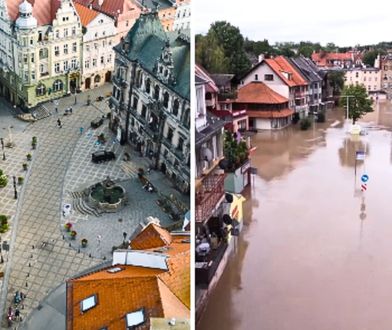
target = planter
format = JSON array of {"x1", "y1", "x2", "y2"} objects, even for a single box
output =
[
  {"x1": 26, "y1": 154, "x2": 32, "y2": 161},
  {"x1": 81, "y1": 239, "x2": 88, "y2": 247},
  {"x1": 64, "y1": 222, "x2": 72, "y2": 232},
  {"x1": 17, "y1": 176, "x2": 24, "y2": 185},
  {"x1": 22, "y1": 163, "x2": 28, "y2": 171},
  {"x1": 69, "y1": 230, "x2": 77, "y2": 239},
  {"x1": 31, "y1": 143, "x2": 36, "y2": 150}
]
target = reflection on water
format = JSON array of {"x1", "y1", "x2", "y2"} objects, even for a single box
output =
[{"x1": 198, "y1": 104, "x2": 392, "y2": 330}]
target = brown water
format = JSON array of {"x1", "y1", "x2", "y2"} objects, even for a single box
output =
[{"x1": 198, "y1": 102, "x2": 392, "y2": 330}]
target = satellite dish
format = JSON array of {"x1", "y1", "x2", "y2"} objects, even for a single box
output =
[
  {"x1": 219, "y1": 159, "x2": 228, "y2": 169},
  {"x1": 222, "y1": 214, "x2": 232, "y2": 225},
  {"x1": 225, "y1": 193, "x2": 233, "y2": 203},
  {"x1": 202, "y1": 147, "x2": 213, "y2": 162}
]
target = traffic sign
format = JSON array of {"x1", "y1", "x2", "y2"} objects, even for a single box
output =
[
  {"x1": 361, "y1": 174, "x2": 369, "y2": 183},
  {"x1": 361, "y1": 183, "x2": 367, "y2": 192}
]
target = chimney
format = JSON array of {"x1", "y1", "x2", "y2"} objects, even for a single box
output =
[{"x1": 258, "y1": 53, "x2": 264, "y2": 63}]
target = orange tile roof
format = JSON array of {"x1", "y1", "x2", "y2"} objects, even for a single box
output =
[
  {"x1": 265, "y1": 56, "x2": 308, "y2": 87},
  {"x1": 74, "y1": 0, "x2": 139, "y2": 20},
  {"x1": 67, "y1": 275, "x2": 189, "y2": 330},
  {"x1": 236, "y1": 81, "x2": 288, "y2": 104},
  {"x1": 311, "y1": 52, "x2": 354, "y2": 66},
  {"x1": 74, "y1": 2, "x2": 100, "y2": 27},
  {"x1": 247, "y1": 109, "x2": 294, "y2": 119},
  {"x1": 7, "y1": 0, "x2": 61, "y2": 26},
  {"x1": 67, "y1": 226, "x2": 190, "y2": 330},
  {"x1": 130, "y1": 223, "x2": 173, "y2": 250}
]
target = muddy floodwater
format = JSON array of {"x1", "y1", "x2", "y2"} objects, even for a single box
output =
[{"x1": 198, "y1": 102, "x2": 392, "y2": 330}]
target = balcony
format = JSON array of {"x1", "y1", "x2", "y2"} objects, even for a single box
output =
[
  {"x1": 195, "y1": 173, "x2": 225, "y2": 223},
  {"x1": 294, "y1": 91, "x2": 306, "y2": 99}
]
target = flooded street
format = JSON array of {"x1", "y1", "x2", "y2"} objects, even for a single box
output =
[{"x1": 198, "y1": 102, "x2": 392, "y2": 330}]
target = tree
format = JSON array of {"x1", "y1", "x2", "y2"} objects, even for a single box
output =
[
  {"x1": 223, "y1": 131, "x2": 249, "y2": 172},
  {"x1": 207, "y1": 21, "x2": 251, "y2": 75},
  {"x1": 339, "y1": 85, "x2": 373, "y2": 124},
  {"x1": 362, "y1": 49, "x2": 385, "y2": 67},
  {"x1": 196, "y1": 34, "x2": 229, "y2": 73},
  {"x1": 328, "y1": 71, "x2": 345, "y2": 96}
]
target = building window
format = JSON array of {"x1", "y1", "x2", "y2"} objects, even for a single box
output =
[
  {"x1": 72, "y1": 26, "x2": 76, "y2": 36},
  {"x1": 101, "y1": 56, "x2": 104, "y2": 64},
  {"x1": 177, "y1": 137, "x2": 184, "y2": 151},
  {"x1": 93, "y1": 59, "x2": 97, "y2": 67},
  {"x1": 85, "y1": 60, "x2": 90, "y2": 69},
  {"x1": 146, "y1": 79, "x2": 151, "y2": 94},
  {"x1": 55, "y1": 63, "x2": 60, "y2": 73},
  {"x1": 154, "y1": 85, "x2": 160, "y2": 100},
  {"x1": 63, "y1": 61, "x2": 68, "y2": 71},
  {"x1": 132, "y1": 96, "x2": 138, "y2": 110},
  {"x1": 71, "y1": 59, "x2": 77, "y2": 69},
  {"x1": 94, "y1": 75, "x2": 101, "y2": 83},
  {"x1": 167, "y1": 127, "x2": 173, "y2": 143},
  {"x1": 23, "y1": 54, "x2": 28, "y2": 64},
  {"x1": 56, "y1": 30, "x2": 59, "y2": 38},
  {"x1": 173, "y1": 99, "x2": 179, "y2": 116},
  {"x1": 254, "y1": 74, "x2": 258, "y2": 81},
  {"x1": 141, "y1": 105, "x2": 147, "y2": 118},
  {"x1": 163, "y1": 92, "x2": 169, "y2": 108},
  {"x1": 36, "y1": 84, "x2": 46, "y2": 96},
  {"x1": 53, "y1": 79, "x2": 63, "y2": 92},
  {"x1": 264, "y1": 74, "x2": 273, "y2": 81},
  {"x1": 80, "y1": 295, "x2": 97, "y2": 313},
  {"x1": 86, "y1": 45, "x2": 90, "y2": 52},
  {"x1": 126, "y1": 309, "x2": 145, "y2": 328},
  {"x1": 31, "y1": 54, "x2": 34, "y2": 63},
  {"x1": 64, "y1": 28, "x2": 68, "y2": 37},
  {"x1": 64, "y1": 44, "x2": 68, "y2": 55},
  {"x1": 31, "y1": 71, "x2": 35, "y2": 80},
  {"x1": 39, "y1": 48, "x2": 48, "y2": 59},
  {"x1": 72, "y1": 42, "x2": 77, "y2": 53}
]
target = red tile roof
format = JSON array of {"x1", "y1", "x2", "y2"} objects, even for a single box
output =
[
  {"x1": 311, "y1": 52, "x2": 354, "y2": 67},
  {"x1": 247, "y1": 109, "x2": 294, "y2": 118},
  {"x1": 7, "y1": 0, "x2": 61, "y2": 26},
  {"x1": 265, "y1": 56, "x2": 307, "y2": 87},
  {"x1": 74, "y1": 0, "x2": 138, "y2": 19},
  {"x1": 74, "y1": 2, "x2": 100, "y2": 27},
  {"x1": 236, "y1": 81, "x2": 288, "y2": 104},
  {"x1": 130, "y1": 223, "x2": 173, "y2": 250}
]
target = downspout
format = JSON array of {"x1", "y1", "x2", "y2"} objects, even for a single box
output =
[{"x1": 124, "y1": 60, "x2": 137, "y2": 145}]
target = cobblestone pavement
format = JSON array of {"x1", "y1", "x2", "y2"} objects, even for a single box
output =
[
  {"x1": 0, "y1": 83, "x2": 190, "y2": 327},
  {"x1": 0, "y1": 87, "x2": 112, "y2": 327}
]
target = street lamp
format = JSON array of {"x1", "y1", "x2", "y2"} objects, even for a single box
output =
[
  {"x1": 13, "y1": 175, "x2": 17, "y2": 199},
  {"x1": 340, "y1": 95, "x2": 355, "y2": 123},
  {"x1": 0, "y1": 138, "x2": 5, "y2": 160}
]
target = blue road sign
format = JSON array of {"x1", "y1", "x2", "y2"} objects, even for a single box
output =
[{"x1": 361, "y1": 174, "x2": 369, "y2": 183}]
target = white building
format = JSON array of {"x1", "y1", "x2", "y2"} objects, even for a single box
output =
[
  {"x1": 74, "y1": 3, "x2": 116, "y2": 90},
  {"x1": 173, "y1": 0, "x2": 190, "y2": 31},
  {"x1": 0, "y1": 0, "x2": 82, "y2": 108},
  {"x1": 344, "y1": 68, "x2": 381, "y2": 94}
]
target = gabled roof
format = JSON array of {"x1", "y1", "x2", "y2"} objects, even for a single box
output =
[
  {"x1": 289, "y1": 56, "x2": 323, "y2": 84},
  {"x1": 74, "y1": 2, "x2": 100, "y2": 27},
  {"x1": 67, "y1": 225, "x2": 190, "y2": 329},
  {"x1": 195, "y1": 64, "x2": 219, "y2": 93},
  {"x1": 236, "y1": 81, "x2": 288, "y2": 104},
  {"x1": 74, "y1": 0, "x2": 129, "y2": 19},
  {"x1": 265, "y1": 56, "x2": 308, "y2": 87},
  {"x1": 7, "y1": 0, "x2": 61, "y2": 26},
  {"x1": 210, "y1": 73, "x2": 235, "y2": 87},
  {"x1": 130, "y1": 223, "x2": 173, "y2": 250}
]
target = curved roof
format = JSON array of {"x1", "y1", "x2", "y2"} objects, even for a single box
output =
[{"x1": 236, "y1": 81, "x2": 288, "y2": 104}]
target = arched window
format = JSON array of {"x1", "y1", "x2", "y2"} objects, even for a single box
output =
[
  {"x1": 146, "y1": 78, "x2": 151, "y2": 94},
  {"x1": 163, "y1": 92, "x2": 169, "y2": 108},
  {"x1": 36, "y1": 83, "x2": 46, "y2": 96},
  {"x1": 154, "y1": 85, "x2": 160, "y2": 100},
  {"x1": 94, "y1": 75, "x2": 101, "y2": 83},
  {"x1": 173, "y1": 99, "x2": 180, "y2": 116},
  {"x1": 53, "y1": 79, "x2": 63, "y2": 92}
]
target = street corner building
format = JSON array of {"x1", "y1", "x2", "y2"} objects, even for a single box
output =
[
  {"x1": 66, "y1": 222, "x2": 190, "y2": 330},
  {"x1": 109, "y1": 10, "x2": 190, "y2": 194},
  {"x1": 0, "y1": 0, "x2": 84, "y2": 108}
]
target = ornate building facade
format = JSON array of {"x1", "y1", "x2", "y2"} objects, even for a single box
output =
[
  {"x1": 109, "y1": 12, "x2": 190, "y2": 193},
  {"x1": 0, "y1": 0, "x2": 83, "y2": 108}
]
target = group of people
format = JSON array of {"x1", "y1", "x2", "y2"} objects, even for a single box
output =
[{"x1": 7, "y1": 291, "x2": 25, "y2": 326}]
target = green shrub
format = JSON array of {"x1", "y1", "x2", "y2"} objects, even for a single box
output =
[
  {"x1": 0, "y1": 174, "x2": 8, "y2": 187},
  {"x1": 18, "y1": 176, "x2": 24, "y2": 185},
  {"x1": 26, "y1": 153, "x2": 32, "y2": 161},
  {"x1": 0, "y1": 215, "x2": 8, "y2": 233},
  {"x1": 299, "y1": 117, "x2": 312, "y2": 130}
]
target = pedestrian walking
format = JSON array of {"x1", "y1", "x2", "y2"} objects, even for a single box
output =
[
  {"x1": 57, "y1": 118, "x2": 62, "y2": 128},
  {"x1": 69, "y1": 106, "x2": 73, "y2": 114},
  {"x1": 15, "y1": 308, "x2": 20, "y2": 321},
  {"x1": 79, "y1": 127, "x2": 84, "y2": 135},
  {"x1": 55, "y1": 107, "x2": 58, "y2": 113}
]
